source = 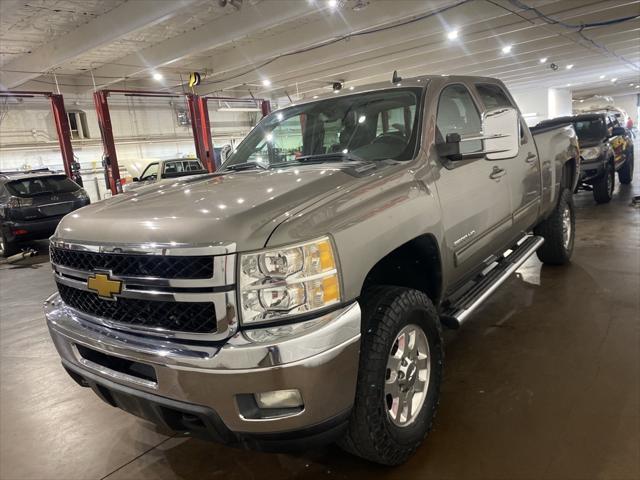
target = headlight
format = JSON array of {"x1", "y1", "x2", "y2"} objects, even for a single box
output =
[
  {"x1": 582, "y1": 147, "x2": 601, "y2": 161},
  {"x1": 239, "y1": 236, "x2": 341, "y2": 325}
]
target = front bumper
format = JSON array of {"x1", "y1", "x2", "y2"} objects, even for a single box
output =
[
  {"x1": 45, "y1": 294, "x2": 361, "y2": 445},
  {"x1": 579, "y1": 157, "x2": 607, "y2": 183}
]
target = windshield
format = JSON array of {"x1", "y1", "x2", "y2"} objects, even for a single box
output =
[
  {"x1": 574, "y1": 118, "x2": 607, "y2": 142},
  {"x1": 6, "y1": 175, "x2": 80, "y2": 197},
  {"x1": 223, "y1": 88, "x2": 423, "y2": 169}
]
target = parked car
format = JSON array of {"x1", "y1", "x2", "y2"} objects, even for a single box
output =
[
  {"x1": 536, "y1": 112, "x2": 634, "y2": 203},
  {"x1": 122, "y1": 158, "x2": 208, "y2": 191},
  {"x1": 0, "y1": 169, "x2": 90, "y2": 256},
  {"x1": 44, "y1": 76, "x2": 579, "y2": 466}
]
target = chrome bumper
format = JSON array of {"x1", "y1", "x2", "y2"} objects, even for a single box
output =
[{"x1": 45, "y1": 293, "x2": 361, "y2": 434}]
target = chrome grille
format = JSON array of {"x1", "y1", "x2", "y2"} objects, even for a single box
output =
[
  {"x1": 56, "y1": 283, "x2": 217, "y2": 333},
  {"x1": 49, "y1": 240, "x2": 238, "y2": 341},
  {"x1": 50, "y1": 246, "x2": 213, "y2": 279}
]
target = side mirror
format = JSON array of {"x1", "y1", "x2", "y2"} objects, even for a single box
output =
[
  {"x1": 220, "y1": 144, "x2": 233, "y2": 163},
  {"x1": 132, "y1": 177, "x2": 139, "y2": 182},
  {"x1": 483, "y1": 107, "x2": 520, "y2": 160},
  {"x1": 436, "y1": 107, "x2": 519, "y2": 161},
  {"x1": 611, "y1": 126, "x2": 626, "y2": 137}
]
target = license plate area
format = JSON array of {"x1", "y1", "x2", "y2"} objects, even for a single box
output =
[{"x1": 74, "y1": 344, "x2": 157, "y2": 388}]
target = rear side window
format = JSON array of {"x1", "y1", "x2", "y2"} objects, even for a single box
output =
[
  {"x1": 475, "y1": 84, "x2": 514, "y2": 110},
  {"x1": 6, "y1": 175, "x2": 80, "y2": 197},
  {"x1": 436, "y1": 84, "x2": 482, "y2": 154}
]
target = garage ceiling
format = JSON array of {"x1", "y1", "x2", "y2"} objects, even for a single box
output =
[{"x1": 1, "y1": 0, "x2": 638, "y2": 101}]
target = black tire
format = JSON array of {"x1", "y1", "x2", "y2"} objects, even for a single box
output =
[
  {"x1": 618, "y1": 149, "x2": 634, "y2": 185},
  {"x1": 339, "y1": 286, "x2": 443, "y2": 466},
  {"x1": 0, "y1": 231, "x2": 18, "y2": 258},
  {"x1": 592, "y1": 164, "x2": 614, "y2": 204},
  {"x1": 534, "y1": 188, "x2": 575, "y2": 265}
]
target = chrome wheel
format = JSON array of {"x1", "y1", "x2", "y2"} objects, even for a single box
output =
[
  {"x1": 385, "y1": 324, "x2": 430, "y2": 427},
  {"x1": 562, "y1": 204, "x2": 572, "y2": 250}
]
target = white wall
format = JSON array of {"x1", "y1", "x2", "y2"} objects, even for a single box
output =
[
  {"x1": 511, "y1": 87, "x2": 573, "y2": 126},
  {"x1": 612, "y1": 93, "x2": 639, "y2": 126},
  {"x1": 548, "y1": 88, "x2": 572, "y2": 118},
  {"x1": 0, "y1": 94, "x2": 256, "y2": 201}
]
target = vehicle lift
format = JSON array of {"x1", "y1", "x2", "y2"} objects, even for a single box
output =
[
  {"x1": 93, "y1": 89, "x2": 271, "y2": 195},
  {"x1": 0, "y1": 90, "x2": 81, "y2": 186}
]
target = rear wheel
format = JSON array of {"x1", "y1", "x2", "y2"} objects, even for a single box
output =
[
  {"x1": 534, "y1": 188, "x2": 575, "y2": 265},
  {"x1": 618, "y1": 149, "x2": 634, "y2": 185},
  {"x1": 593, "y1": 164, "x2": 614, "y2": 203},
  {"x1": 339, "y1": 286, "x2": 443, "y2": 466},
  {"x1": 0, "y1": 231, "x2": 18, "y2": 258}
]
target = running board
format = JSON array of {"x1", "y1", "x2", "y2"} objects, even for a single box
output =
[{"x1": 440, "y1": 235, "x2": 544, "y2": 329}]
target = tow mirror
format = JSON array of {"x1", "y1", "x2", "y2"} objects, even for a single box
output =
[
  {"x1": 220, "y1": 144, "x2": 233, "y2": 163},
  {"x1": 436, "y1": 107, "x2": 519, "y2": 161},
  {"x1": 483, "y1": 107, "x2": 519, "y2": 160},
  {"x1": 610, "y1": 126, "x2": 626, "y2": 137}
]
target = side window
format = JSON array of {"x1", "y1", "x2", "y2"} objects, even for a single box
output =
[
  {"x1": 436, "y1": 84, "x2": 483, "y2": 154},
  {"x1": 140, "y1": 162, "x2": 159, "y2": 180},
  {"x1": 475, "y1": 84, "x2": 514, "y2": 110}
]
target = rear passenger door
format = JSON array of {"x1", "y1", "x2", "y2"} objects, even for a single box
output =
[
  {"x1": 475, "y1": 83, "x2": 541, "y2": 233},
  {"x1": 433, "y1": 83, "x2": 513, "y2": 285}
]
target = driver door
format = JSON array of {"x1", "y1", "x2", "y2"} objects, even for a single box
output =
[{"x1": 433, "y1": 83, "x2": 512, "y2": 286}]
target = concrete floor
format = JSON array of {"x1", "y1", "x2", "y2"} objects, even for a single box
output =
[{"x1": 1, "y1": 166, "x2": 638, "y2": 480}]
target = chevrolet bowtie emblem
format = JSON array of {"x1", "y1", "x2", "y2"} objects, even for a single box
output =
[{"x1": 87, "y1": 273, "x2": 123, "y2": 300}]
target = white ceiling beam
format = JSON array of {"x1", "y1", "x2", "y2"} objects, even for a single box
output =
[
  {"x1": 82, "y1": 1, "x2": 323, "y2": 90},
  {"x1": 0, "y1": 0, "x2": 197, "y2": 89}
]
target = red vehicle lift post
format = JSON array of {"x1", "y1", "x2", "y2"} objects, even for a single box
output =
[{"x1": 0, "y1": 90, "x2": 80, "y2": 184}]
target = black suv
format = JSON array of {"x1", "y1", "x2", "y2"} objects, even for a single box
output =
[
  {"x1": 0, "y1": 169, "x2": 90, "y2": 256},
  {"x1": 537, "y1": 112, "x2": 634, "y2": 203}
]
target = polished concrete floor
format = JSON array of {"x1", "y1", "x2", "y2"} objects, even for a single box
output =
[{"x1": 1, "y1": 166, "x2": 638, "y2": 480}]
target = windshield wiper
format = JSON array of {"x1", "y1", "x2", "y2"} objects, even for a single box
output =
[
  {"x1": 271, "y1": 152, "x2": 368, "y2": 168},
  {"x1": 222, "y1": 162, "x2": 268, "y2": 172}
]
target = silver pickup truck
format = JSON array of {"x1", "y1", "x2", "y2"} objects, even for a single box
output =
[{"x1": 45, "y1": 75, "x2": 579, "y2": 465}]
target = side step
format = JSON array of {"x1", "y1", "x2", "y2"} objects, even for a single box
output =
[{"x1": 440, "y1": 235, "x2": 544, "y2": 329}]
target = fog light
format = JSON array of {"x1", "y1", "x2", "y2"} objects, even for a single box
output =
[{"x1": 254, "y1": 389, "x2": 303, "y2": 409}]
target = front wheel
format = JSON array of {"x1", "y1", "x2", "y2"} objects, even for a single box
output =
[
  {"x1": 339, "y1": 286, "x2": 443, "y2": 465},
  {"x1": 0, "y1": 230, "x2": 18, "y2": 258},
  {"x1": 534, "y1": 188, "x2": 575, "y2": 265},
  {"x1": 618, "y1": 149, "x2": 634, "y2": 185},
  {"x1": 593, "y1": 164, "x2": 614, "y2": 203}
]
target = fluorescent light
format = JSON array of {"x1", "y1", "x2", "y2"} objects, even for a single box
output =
[
  {"x1": 502, "y1": 45, "x2": 512, "y2": 54},
  {"x1": 152, "y1": 72, "x2": 163, "y2": 81},
  {"x1": 539, "y1": 57, "x2": 547, "y2": 63},
  {"x1": 262, "y1": 79, "x2": 271, "y2": 87},
  {"x1": 566, "y1": 83, "x2": 571, "y2": 87},
  {"x1": 580, "y1": 99, "x2": 584, "y2": 103},
  {"x1": 566, "y1": 64, "x2": 574, "y2": 70},
  {"x1": 629, "y1": 83, "x2": 634, "y2": 87},
  {"x1": 327, "y1": 0, "x2": 338, "y2": 8},
  {"x1": 611, "y1": 78, "x2": 617, "y2": 82},
  {"x1": 312, "y1": 95, "x2": 319, "y2": 99},
  {"x1": 218, "y1": 107, "x2": 262, "y2": 112},
  {"x1": 333, "y1": 89, "x2": 340, "y2": 93},
  {"x1": 447, "y1": 29, "x2": 458, "y2": 40},
  {"x1": 599, "y1": 75, "x2": 606, "y2": 79},
  {"x1": 349, "y1": 86, "x2": 355, "y2": 90}
]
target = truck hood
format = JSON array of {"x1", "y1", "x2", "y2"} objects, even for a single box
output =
[{"x1": 54, "y1": 165, "x2": 370, "y2": 251}]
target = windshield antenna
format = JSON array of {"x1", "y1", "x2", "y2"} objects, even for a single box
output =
[{"x1": 392, "y1": 70, "x2": 403, "y2": 84}]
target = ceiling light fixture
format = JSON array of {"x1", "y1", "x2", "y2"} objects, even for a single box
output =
[
  {"x1": 327, "y1": 0, "x2": 338, "y2": 8},
  {"x1": 539, "y1": 57, "x2": 548, "y2": 63},
  {"x1": 262, "y1": 79, "x2": 271, "y2": 87},
  {"x1": 599, "y1": 75, "x2": 606, "y2": 79},
  {"x1": 349, "y1": 86, "x2": 355, "y2": 90},
  {"x1": 312, "y1": 95, "x2": 319, "y2": 99},
  {"x1": 447, "y1": 29, "x2": 459, "y2": 40},
  {"x1": 152, "y1": 72, "x2": 163, "y2": 81},
  {"x1": 502, "y1": 45, "x2": 513, "y2": 54},
  {"x1": 566, "y1": 83, "x2": 571, "y2": 87},
  {"x1": 611, "y1": 78, "x2": 617, "y2": 82},
  {"x1": 566, "y1": 64, "x2": 574, "y2": 70}
]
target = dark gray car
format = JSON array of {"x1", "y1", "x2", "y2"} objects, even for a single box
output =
[{"x1": 0, "y1": 170, "x2": 90, "y2": 256}]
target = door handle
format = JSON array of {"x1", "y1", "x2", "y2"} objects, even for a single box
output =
[
  {"x1": 489, "y1": 166, "x2": 506, "y2": 179},
  {"x1": 525, "y1": 153, "x2": 537, "y2": 163}
]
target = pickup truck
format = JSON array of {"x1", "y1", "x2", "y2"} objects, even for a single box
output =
[
  {"x1": 122, "y1": 157, "x2": 208, "y2": 192},
  {"x1": 45, "y1": 75, "x2": 579, "y2": 466},
  {"x1": 536, "y1": 112, "x2": 634, "y2": 203}
]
